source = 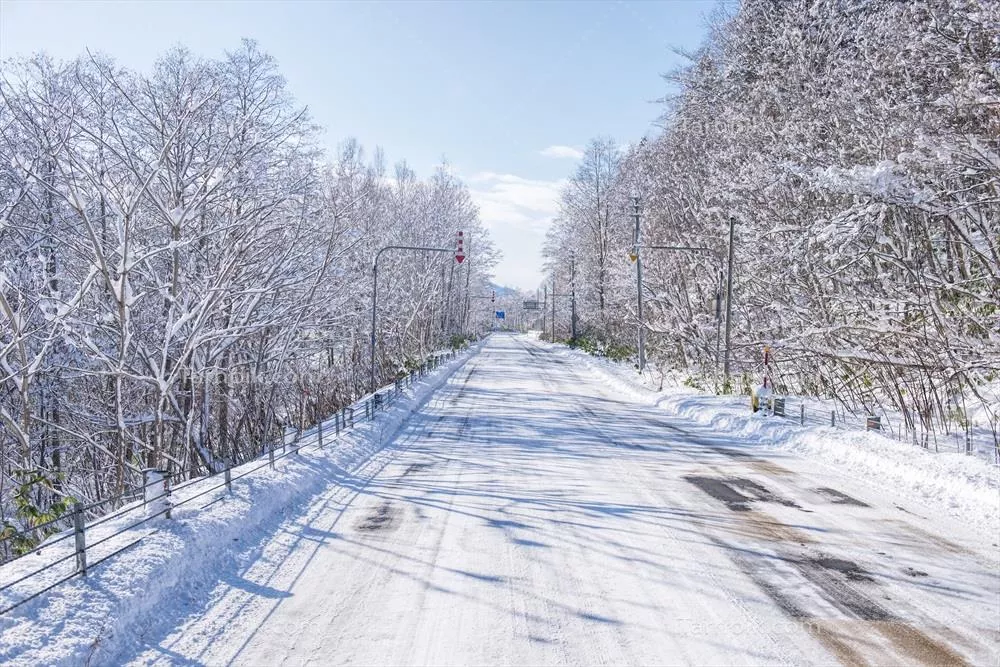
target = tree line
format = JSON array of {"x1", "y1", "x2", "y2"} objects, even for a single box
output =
[
  {"x1": 0, "y1": 40, "x2": 495, "y2": 540},
  {"x1": 544, "y1": 0, "x2": 998, "y2": 450}
]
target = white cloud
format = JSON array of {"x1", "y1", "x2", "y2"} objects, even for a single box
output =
[
  {"x1": 466, "y1": 172, "x2": 566, "y2": 291},
  {"x1": 468, "y1": 172, "x2": 564, "y2": 225},
  {"x1": 539, "y1": 145, "x2": 584, "y2": 160}
]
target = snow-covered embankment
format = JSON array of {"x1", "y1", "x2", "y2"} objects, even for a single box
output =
[
  {"x1": 0, "y1": 345, "x2": 477, "y2": 666},
  {"x1": 547, "y1": 341, "x2": 1000, "y2": 539}
]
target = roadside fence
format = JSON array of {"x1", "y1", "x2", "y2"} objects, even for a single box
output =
[
  {"x1": 763, "y1": 394, "x2": 983, "y2": 458},
  {"x1": 0, "y1": 348, "x2": 458, "y2": 617}
]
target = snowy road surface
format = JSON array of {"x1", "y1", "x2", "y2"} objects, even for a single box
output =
[{"x1": 128, "y1": 334, "x2": 999, "y2": 666}]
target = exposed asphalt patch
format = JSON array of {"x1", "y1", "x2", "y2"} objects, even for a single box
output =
[
  {"x1": 727, "y1": 539, "x2": 966, "y2": 665},
  {"x1": 815, "y1": 487, "x2": 870, "y2": 507},
  {"x1": 684, "y1": 476, "x2": 752, "y2": 511},
  {"x1": 729, "y1": 478, "x2": 801, "y2": 509},
  {"x1": 809, "y1": 557, "x2": 874, "y2": 583},
  {"x1": 684, "y1": 475, "x2": 800, "y2": 512}
]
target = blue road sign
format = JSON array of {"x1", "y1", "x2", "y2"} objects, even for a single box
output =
[{"x1": 495, "y1": 310, "x2": 505, "y2": 320}]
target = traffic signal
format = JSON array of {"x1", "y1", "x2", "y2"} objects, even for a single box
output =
[{"x1": 491, "y1": 290, "x2": 495, "y2": 303}]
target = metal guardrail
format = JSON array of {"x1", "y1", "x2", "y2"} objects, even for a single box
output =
[{"x1": 0, "y1": 348, "x2": 459, "y2": 617}]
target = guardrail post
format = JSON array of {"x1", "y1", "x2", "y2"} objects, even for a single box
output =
[
  {"x1": 225, "y1": 464, "x2": 232, "y2": 493},
  {"x1": 73, "y1": 502, "x2": 87, "y2": 576},
  {"x1": 335, "y1": 411, "x2": 341, "y2": 436},
  {"x1": 318, "y1": 419, "x2": 324, "y2": 449},
  {"x1": 165, "y1": 476, "x2": 172, "y2": 519},
  {"x1": 269, "y1": 444, "x2": 275, "y2": 469},
  {"x1": 830, "y1": 410, "x2": 836, "y2": 427}
]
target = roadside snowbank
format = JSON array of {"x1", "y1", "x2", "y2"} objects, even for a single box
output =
[
  {"x1": 0, "y1": 346, "x2": 476, "y2": 667},
  {"x1": 544, "y1": 340, "x2": 1000, "y2": 539}
]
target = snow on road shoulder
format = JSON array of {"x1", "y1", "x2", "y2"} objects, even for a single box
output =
[
  {"x1": 539, "y1": 338, "x2": 1000, "y2": 540},
  {"x1": 0, "y1": 345, "x2": 478, "y2": 667}
]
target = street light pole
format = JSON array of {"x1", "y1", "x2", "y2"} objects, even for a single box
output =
[
  {"x1": 551, "y1": 276, "x2": 556, "y2": 342},
  {"x1": 715, "y1": 268, "x2": 724, "y2": 389},
  {"x1": 632, "y1": 196, "x2": 646, "y2": 373},
  {"x1": 638, "y1": 244, "x2": 723, "y2": 384},
  {"x1": 542, "y1": 284, "x2": 547, "y2": 338},
  {"x1": 570, "y1": 255, "x2": 577, "y2": 341},
  {"x1": 371, "y1": 245, "x2": 452, "y2": 393},
  {"x1": 632, "y1": 237, "x2": 722, "y2": 380},
  {"x1": 626, "y1": 207, "x2": 734, "y2": 388},
  {"x1": 462, "y1": 233, "x2": 472, "y2": 335},
  {"x1": 723, "y1": 216, "x2": 736, "y2": 392}
]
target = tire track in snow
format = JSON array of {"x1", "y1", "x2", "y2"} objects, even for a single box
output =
[{"x1": 517, "y1": 335, "x2": 803, "y2": 665}]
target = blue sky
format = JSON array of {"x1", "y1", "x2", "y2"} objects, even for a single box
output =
[{"x1": 1, "y1": 0, "x2": 721, "y2": 290}]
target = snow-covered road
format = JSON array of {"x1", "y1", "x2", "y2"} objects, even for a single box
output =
[{"x1": 128, "y1": 334, "x2": 999, "y2": 666}]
